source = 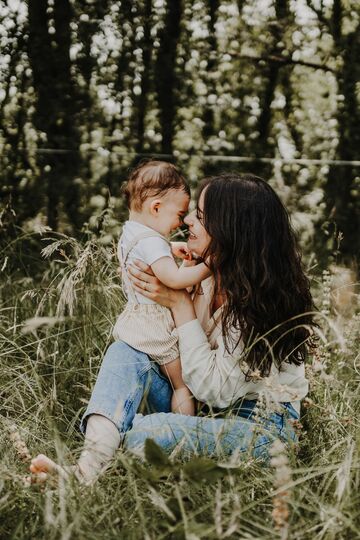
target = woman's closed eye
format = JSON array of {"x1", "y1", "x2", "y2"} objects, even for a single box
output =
[{"x1": 196, "y1": 207, "x2": 204, "y2": 222}]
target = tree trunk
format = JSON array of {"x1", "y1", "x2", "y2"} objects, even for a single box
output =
[
  {"x1": 105, "y1": 0, "x2": 135, "y2": 192},
  {"x1": 281, "y1": 67, "x2": 303, "y2": 156},
  {"x1": 202, "y1": 0, "x2": 219, "y2": 142},
  {"x1": 255, "y1": 0, "x2": 289, "y2": 158},
  {"x1": 251, "y1": 0, "x2": 289, "y2": 179},
  {"x1": 135, "y1": 0, "x2": 153, "y2": 153},
  {"x1": 154, "y1": 0, "x2": 182, "y2": 155},
  {"x1": 28, "y1": 0, "x2": 81, "y2": 231}
]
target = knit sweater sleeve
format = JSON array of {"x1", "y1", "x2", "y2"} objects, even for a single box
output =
[{"x1": 177, "y1": 318, "x2": 249, "y2": 408}]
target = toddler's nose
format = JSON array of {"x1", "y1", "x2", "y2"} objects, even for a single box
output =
[{"x1": 183, "y1": 213, "x2": 191, "y2": 226}]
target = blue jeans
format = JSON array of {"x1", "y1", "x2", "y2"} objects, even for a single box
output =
[{"x1": 80, "y1": 342, "x2": 299, "y2": 462}]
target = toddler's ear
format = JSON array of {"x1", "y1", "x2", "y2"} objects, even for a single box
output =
[{"x1": 150, "y1": 200, "x2": 161, "y2": 215}]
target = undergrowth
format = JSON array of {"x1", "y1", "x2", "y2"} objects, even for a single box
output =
[{"x1": 0, "y1": 229, "x2": 359, "y2": 540}]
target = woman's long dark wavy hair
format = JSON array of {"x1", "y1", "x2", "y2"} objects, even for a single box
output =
[{"x1": 198, "y1": 173, "x2": 317, "y2": 377}]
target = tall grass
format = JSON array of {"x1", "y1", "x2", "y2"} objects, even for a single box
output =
[{"x1": 0, "y1": 230, "x2": 359, "y2": 539}]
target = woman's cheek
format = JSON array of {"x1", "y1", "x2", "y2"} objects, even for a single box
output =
[
  {"x1": 187, "y1": 238, "x2": 201, "y2": 257},
  {"x1": 197, "y1": 231, "x2": 211, "y2": 254}
]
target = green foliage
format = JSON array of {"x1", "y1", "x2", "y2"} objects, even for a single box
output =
[
  {"x1": 144, "y1": 438, "x2": 172, "y2": 470},
  {"x1": 0, "y1": 0, "x2": 359, "y2": 264},
  {"x1": 143, "y1": 439, "x2": 229, "y2": 483},
  {"x1": 182, "y1": 458, "x2": 226, "y2": 483}
]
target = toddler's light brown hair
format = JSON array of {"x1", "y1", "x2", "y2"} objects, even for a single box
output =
[{"x1": 123, "y1": 160, "x2": 190, "y2": 211}]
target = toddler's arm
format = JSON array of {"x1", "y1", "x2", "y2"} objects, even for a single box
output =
[{"x1": 151, "y1": 256, "x2": 210, "y2": 289}]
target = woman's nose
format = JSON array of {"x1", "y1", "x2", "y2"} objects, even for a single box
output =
[{"x1": 183, "y1": 212, "x2": 193, "y2": 226}]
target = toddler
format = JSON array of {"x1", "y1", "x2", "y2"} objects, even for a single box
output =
[{"x1": 113, "y1": 160, "x2": 210, "y2": 415}]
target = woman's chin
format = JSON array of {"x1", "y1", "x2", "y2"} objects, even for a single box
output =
[
  {"x1": 187, "y1": 240, "x2": 199, "y2": 255},
  {"x1": 187, "y1": 245, "x2": 203, "y2": 261}
]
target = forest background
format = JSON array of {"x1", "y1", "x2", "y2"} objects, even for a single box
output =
[
  {"x1": 0, "y1": 1, "x2": 359, "y2": 539},
  {"x1": 1, "y1": 0, "x2": 359, "y2": 264}
]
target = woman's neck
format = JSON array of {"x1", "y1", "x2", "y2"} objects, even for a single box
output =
[
  {"x1": 212, "y1": 292, "x2": 225, "y2": 310},
  {"x1": 211, "y1": 280, "x2": 226, "y2": 314}
]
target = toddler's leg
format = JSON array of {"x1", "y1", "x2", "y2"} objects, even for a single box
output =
[
  {"x1": 30, "y1": 341, "x2": 171, "y2": 484},
  {"x1": 30, "y1": 414, "x2": 120, "y2": 485},
  {"x1": 160, "y1": 358, "x2": 195, "y2": 415},
  {"x1": 76, "y1": 414, "x2": 120, "y2": 483}
]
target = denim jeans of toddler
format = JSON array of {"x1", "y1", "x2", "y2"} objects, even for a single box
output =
[{"x1": 80, "y1": 341, "x2": 299, "y2": 462}]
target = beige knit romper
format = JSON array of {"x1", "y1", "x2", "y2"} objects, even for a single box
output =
[{"x1": 112, "y1": 230, "x2": 179, "y2": 365}]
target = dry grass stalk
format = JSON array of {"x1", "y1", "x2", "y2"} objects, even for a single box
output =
[
  {"x1": 8, "y1": 424, "x2": 31, "y2": 462},
  {"x1": 270, "y1": 439, "x2": 292, "y2": 540},
  {"x1": 6, "y1": 425, "x2": 46, "y2": 487}
]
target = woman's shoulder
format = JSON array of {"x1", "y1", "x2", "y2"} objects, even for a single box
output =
[
  {"x1": 193, "y1": 275, "x2": 215, "y2": 300},
  {"x1": 200, "y1": 275, "x2": 215, "y2": 290}
]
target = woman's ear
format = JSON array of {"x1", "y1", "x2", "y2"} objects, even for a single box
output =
[{"x1": 150, "y1": 200, "x2": 161, "y2": 215}]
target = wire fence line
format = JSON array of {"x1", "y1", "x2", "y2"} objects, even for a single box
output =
[{"x1": 16, "y1": 147, "x2": 360, "y2": 167}]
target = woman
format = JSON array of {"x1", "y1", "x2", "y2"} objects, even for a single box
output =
[{"x1": 30, "y1": 173, "x2": 316, "y2": 484}]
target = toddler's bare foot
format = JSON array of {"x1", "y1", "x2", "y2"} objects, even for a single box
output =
[
  {"x1": 30, "y1": 454, "x2": 58, "y2": 475},
  {"x1": 30, "y1": 454, "x2": 100, "y2": 485},
  {"x1": 30, "y1": 454, "x2": 77, "y2": 483}
]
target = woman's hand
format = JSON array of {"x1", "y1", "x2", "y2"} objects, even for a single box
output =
[
  {"x1": 128, "y1": 260, "x2": 196, "y2": 326},
  {"x1": 128, "y1": 260, "x2": 187, "y2": 309}
]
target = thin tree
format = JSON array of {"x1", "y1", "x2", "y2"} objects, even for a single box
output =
[
  {"x1": 154, "y1": 0, "x2": 183, "y2": 155},
  {"x1": 135, "y1": 0, "x2": 153, "y2": 154},
  {"x1": 202, "y1": 0, "x2": 219, "y2": 142}
]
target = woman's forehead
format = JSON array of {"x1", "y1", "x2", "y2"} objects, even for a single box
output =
[{"x1": 197, "y1": 189, "x2": 205, "y2": 209}]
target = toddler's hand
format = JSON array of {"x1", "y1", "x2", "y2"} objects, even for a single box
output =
[{"x1": 171, "y1": 241, "x2": 192, "y2": 261}]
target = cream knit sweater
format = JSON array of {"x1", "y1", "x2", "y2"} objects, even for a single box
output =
[{"x1": 178, "y1": 277, "x2": 308, "y2": 414}]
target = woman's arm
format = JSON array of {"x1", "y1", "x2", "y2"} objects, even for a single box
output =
[{"x1": 175, "y1": 319, "x2": 248, "y2": 406}]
